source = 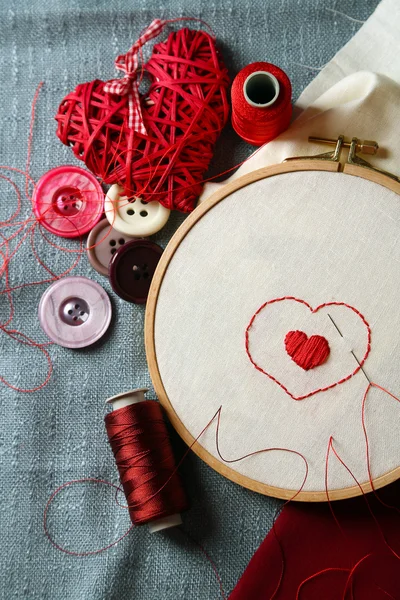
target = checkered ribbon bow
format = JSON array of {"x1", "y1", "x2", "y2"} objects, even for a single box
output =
[{"x1": 104, "y1": 19, "x2": 166, "y2": 134}]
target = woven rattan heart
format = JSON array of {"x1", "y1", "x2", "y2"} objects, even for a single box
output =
[{"x1": 55, "y1": 26, "x2": 229, "y2": 212}]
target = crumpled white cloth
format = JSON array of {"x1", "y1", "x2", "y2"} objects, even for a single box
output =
[{"x1": 200, "y1": 0, "x2": 400, "y2": 202}]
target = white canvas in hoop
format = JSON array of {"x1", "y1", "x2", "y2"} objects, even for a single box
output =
[
  {"x1": 149, "y1": 0, "x2": 400, "y2": 496},
  {"x1": 153, "y1": 171, "x2": 400, "y2": 493}
]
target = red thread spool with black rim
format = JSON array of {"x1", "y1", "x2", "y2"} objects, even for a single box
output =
[
  {"x1": 231, "y1": 62, "x2": 292, "y2": 146},
  {"x1": 105, "y1": 388, "x2": 189, "y2": 533}
]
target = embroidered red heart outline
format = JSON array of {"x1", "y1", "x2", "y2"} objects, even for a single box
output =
[
  {"x1": 245, "y1": 297, "x2": 371, "y2": 401},
  {"x1": 284, "y1": 330, "x2": 330, "y2": 370}
]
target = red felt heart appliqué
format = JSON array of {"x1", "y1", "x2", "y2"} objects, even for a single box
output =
[
  {"x1": 55, "y1": 27, "x2": 230, "y2": 212},
  {"x1": 284, "y1": 330, "x2": 330, "y2": 371}
]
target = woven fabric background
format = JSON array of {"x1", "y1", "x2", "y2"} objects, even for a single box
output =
[{"x1": 0, "y1": 1, "x2": 380, "y2": 598}]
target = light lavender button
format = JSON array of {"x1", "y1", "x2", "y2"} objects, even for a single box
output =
[{"x1": 38, "y1": 276, "x2": 112, "y2": 348}]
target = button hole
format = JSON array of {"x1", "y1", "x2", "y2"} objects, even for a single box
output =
[
  {"x1": 109, "y1": 240, "x2": 116, "y2": 247},
  {"x1": 127, "y1": 209, "x2": 135, "y2": 216},
  {"x1": 119, "y1": 238, "x2": 125, "y2": 245},
  {"x1": 140, "y1": 210, "x2": 148, "y2": 217},
  {"x1": 75, "y1": 304, "x2": 80, "y2": 309},
  {"x1": 111, "y1": 248, "x2": 116, "y2": 255}
]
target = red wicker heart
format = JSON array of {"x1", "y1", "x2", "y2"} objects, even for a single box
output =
[{"x1": 55, "y1": 27, "x2": 229, "y2": 213}]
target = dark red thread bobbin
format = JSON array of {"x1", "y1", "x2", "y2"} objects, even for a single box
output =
[
  {"x1": 55, "y1": 27, "x2": 230, "y2": 213},
  {"x1": 105, "y1": 392, "x2": 189, "y2": 527},
  {"x1": 231, "y1": 62, "x2": 292, "y2": 146}
]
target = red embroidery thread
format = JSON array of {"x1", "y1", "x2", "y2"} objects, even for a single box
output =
[
  {"x1": 245, "y1": 297, "x2": 371, "y2": 401},
  {"x1": 284, "y1": 330, "x2": 330, "y2": 371}
]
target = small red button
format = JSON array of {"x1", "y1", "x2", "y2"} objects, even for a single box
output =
[{"x1": 33, "y1": 166, "x2": 104, "y2": 238}]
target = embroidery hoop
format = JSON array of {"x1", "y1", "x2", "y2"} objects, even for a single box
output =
[{"x1": 145, "y1": 136, "x2": 400, "y2": 501}]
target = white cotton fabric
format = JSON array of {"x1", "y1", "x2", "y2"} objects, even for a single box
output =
[
  {"x1": 154, "y1": 0, "x2": 400, "y2": 493},
  {"x1": 155, "y1": 172, "x2": 400, "y2": 492},
  {"x1": 200, "y1": 0, "x2": 400, "y2": 202}
]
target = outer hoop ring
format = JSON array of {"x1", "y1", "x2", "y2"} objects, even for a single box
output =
[{"x1": 145, "y1": 159, "x2": 400, "y2": 502}]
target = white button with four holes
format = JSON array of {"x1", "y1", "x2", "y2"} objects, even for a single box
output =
[
  {"x1": 87, "y1": 218, "x2": 136, "y2": 276},
  {"x1": 104, "y1": 184, "x2": 170, "y2": 237}
]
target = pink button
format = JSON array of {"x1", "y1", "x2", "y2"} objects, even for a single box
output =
[
  {"x1": 38, "y1": 276, "x2": 112, "y2": 348},
  {"x1": 33, "y1": 166, "x2": 104, "y2": 238}
]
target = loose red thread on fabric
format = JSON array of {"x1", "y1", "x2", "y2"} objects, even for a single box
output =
[
  {"x1": 177, "y1": 528, "x2": 227, "y2": 600},
  {"x1": 245, "y1": 296, "x2": 371, "y2": 400},
  {"x1": 43, "y1": 478, "x2": 135, "y2": 557},
  {"x1": 294, "y1": 399, "x2": 400, "y2": 600},
  {"x1": 0, "y1": 83, "x2": 111, "y2": 391},
  {"x1": 44, "y1": 400, "x2": 311, "y2": 600},
  {"x1": 361, "y1": 383, "x2": 400, "y2": 524},
  {"x1": 44, "y1": 382, "x2": 400, "y2": 598},
  {"x1": 329, "y1": 411, "x2": 400, "y2": 561},
  {"x1": 44, "y1": 404, "x2": 225, "y2": 554},
  {"x1": 284, "y1": 330, "x2": 330, "y2": 371},
  {"x1": 0, "y1": 81, "x2": 128, "y2": 391},
  {"x1": 319, "y1": 426, "x2": 400, "y2": 591},
  {"x1": 231, "y1": 62, "x2": 292, "y2": 146},
  {"x1": 44, "y1": 402, "x2": 233, "y2": 598},
  {"x1": 375, "y1": 586, "x2": 396, "y2": 600},
  {"x1": 0, "y1": 70, "x2": 269, "y2": 394},
  {"x1": 295, "y1": 567, "x2": 350, "y2": 600},
  {"x1": 44, "y1": 480, "x2": 226, "y2": 598},
  {"x1": 55, "y1": 20, "x2": 230, "y2": 213},
  {"x1": 213, "y1": 405, "x2": 309, "y2": 600},
  {"x1": 0, "y1": 84, "x2": 60, "y2": 392},
  {"x1": 45, "y1": 403, "x2": 309, "y2": 546},
  {"x1": 362, "y1": 382, "x2": 400, "y2": 496}
]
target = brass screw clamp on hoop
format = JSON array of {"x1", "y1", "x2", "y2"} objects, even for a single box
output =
[{"x1": 286, "y1": 134, "x2": 400, "y2": 183}]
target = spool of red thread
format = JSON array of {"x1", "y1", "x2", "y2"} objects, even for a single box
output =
[
  {"x1": 231, "y1": 62, "x2": 292, "y2": 146},
  {"x1": 105, "y1": 388, "x2": 189, "y2": 533}
]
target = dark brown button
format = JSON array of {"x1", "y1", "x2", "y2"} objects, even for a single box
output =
[{"x1": 108, "y1": 240, "x2": 163, "y2": 304}]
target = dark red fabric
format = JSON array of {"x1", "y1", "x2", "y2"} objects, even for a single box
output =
[{"x1": 230, "y1": 482, "x2": 400, "y2": 599}]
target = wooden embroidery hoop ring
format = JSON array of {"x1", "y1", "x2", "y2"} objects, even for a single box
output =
[{"x1": 145, "y1": 136, "x2": 400, "y2": 502}]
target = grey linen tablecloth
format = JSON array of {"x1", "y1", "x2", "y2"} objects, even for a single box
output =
[{"x1": 0, "y1": 1, "x2": 380, "y2": 598}]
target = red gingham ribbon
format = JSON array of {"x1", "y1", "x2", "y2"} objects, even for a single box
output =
[{"x1": 104, "y1": 19, "x2": 166, "y2": 134}]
